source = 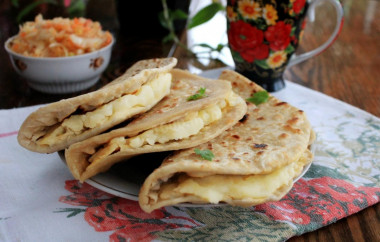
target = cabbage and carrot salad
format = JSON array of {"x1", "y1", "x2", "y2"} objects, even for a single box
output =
[{"x1": 9, "y1": 14, "x2": 112, "y2": 57}]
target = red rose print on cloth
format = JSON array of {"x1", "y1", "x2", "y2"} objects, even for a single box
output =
[
  {"x1": 255, "y1": 177, "x2": 380, "y2": 227},
  {"x1": 264, "y1": 21, "x2": 292, "y2": 51},
  {"x1": 228, "y1": 20, "x2": 269, "y2": 62},
  {"x1": 58, "y1": 180, "x2": 200, "y2": 242},
  {"x1": 292, "y1": 0, "x2": 306, "y2": 15}
]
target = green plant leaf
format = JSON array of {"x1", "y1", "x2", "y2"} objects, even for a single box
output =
[
  {"x1": 187, "y1": 87, "x2": 206, "y2": 101},
  {"x1": 162, "y1": 33, "x2": 175, "y2": 43},
  {"x1": 193, "y1": 43, "x2": 226, "y2": 53},
  {"x1": 196, "y1": 43, "x2": 214, "y2": 50},
  {"x1": 67, "y1": 0, "x2": 85, "y2": 18},
  {"x1": 187, "y1": 2, "x2": 225, "y2": 29},
  {"x1": 194, "y1": 148, "x2": 214, "y2": 161},
  {"x1": 16, "y1": 0, "x2": 57, "y2": 23},
  {"x1": 171, "y1": 9, "x2": 188, "y2": 20},
  {"x1": 158, "y1": 9, "x2": 187, "y2": 30},
  {"x1": 255, "y1": 59, "x2": 270, "y2": 69},
  {"x1": 246, "y1": 90, "x2": 270, "y2": 105},
  {"x1": 216, "y1": 44, "x2": 225, "y2": 52},
  {"x1": 158, "y1": 11, "x2": 169, "y2": 29}
]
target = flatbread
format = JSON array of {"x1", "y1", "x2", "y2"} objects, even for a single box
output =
[
  {"x1": 139, "y1": 70, "x2": 314, "y2": 213},
  {"x1": 140, "y1": 149, "x2": 313, "y2": 212},
  {"x1": 65, "y1": 69, "x2": 247, "y2": 182},
  {"x1": 17, "y1": 58, "x2": 177, "y2": 153}
]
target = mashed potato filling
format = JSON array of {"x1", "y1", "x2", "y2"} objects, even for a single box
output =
[
  {"x1": 88, "y1": 91, "x2": 242, "y2": 163},
  {"x1": 37, "y1": 73, "x2": 172, "y2": 146},
  {"x1": 157, "y1": 151, "x2": 309, "y2": 204}
]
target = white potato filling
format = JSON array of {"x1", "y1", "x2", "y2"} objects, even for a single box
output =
[
  {"x1": 89, "y1": 91, "x2": 242, "y2": 163},
  {"x1": 158, "y1": 151, "x2": 308, "y2": 204},
  {"x1": 127, "y1": 102, "x2": 224, "y2": 148},
  {"x1": 38, "y1": 73, "x2": 172, "y2": 146}
]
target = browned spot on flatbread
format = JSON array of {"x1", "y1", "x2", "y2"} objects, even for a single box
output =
[
  {"x1": 221, "y1": 141, "x2": 228, "y2": 148},
  {"x1": 275, "y1": 102, "x2": 288, "y2": 106},
  {"x1": 232, "y1": 135, "x2": 240, "y2": 139},
  {"x1": 279, "y1": 133, "x2": 288, "y2": 139},
  {"x1": 253, "y1": 143, "x2": 267, "y2": 149},
  {"x1": 257, "y1": 151, "x2": 264, "y2": 155},
  {"x1": 257, "y1": 116, "x2": 265, "y2": 121},
  {"x1": 283, "y1": 124, "x2": 302, "y2": 134},
  {"x1": 172, "y1": 83, "x2": 182, "y2": 90},
  {"x1": 287, "y1": 117, "x2": 299, "y2": 125}
]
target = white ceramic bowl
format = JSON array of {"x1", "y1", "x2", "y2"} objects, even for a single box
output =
[{"x1": 4, "y1": 36, "x2": 114, "y2": 94}]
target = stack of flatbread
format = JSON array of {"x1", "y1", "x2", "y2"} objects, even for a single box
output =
[
  {"x1": 139, "y1": 70, "x2": 315, "y2": 212},
  {"x1": 65, "y1": 68, "x2": 247, "y2": 182},
  {"x1": 18, "y1": 57, "x2": 315, "y2": 214},
  {"x1": 18, "y1": 58, "x2": 178, "y2": 153}
]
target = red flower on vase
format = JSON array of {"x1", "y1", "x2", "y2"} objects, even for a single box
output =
[
  {"x1": 264, "y1": 21, "x2": 292, "y2": 51},
  {"x1": 255, "y1": 177, "x2": 380, "y2": 226},
  {"x1": 228, "y1": 20, "x2": 269, "y2": 62},
  {"x1": 292, "y1": 0, "x2": 306, "y2": 15},
  {"x1": 58, "y1": 180, "x2": 200, "y2": 241}
]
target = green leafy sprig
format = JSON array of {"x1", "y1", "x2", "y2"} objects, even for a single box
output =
[
  {"x1": 194, "y1": 148, "x2": 214, "y2": 161},
  {"x1": 246, "y1": 91, "x2": 270, "y2": 105},
  {"x1": 187, "y1": 87, "x2": 207, "y2": 101},
  {"x1": 159, "y1": 0, "x2": 226, "y2": 59},
  {"x1": 187, "y1": 2, "x2": 225, "y2": 29}
]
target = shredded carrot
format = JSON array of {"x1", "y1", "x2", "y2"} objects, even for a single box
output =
[{"x1": 9, "y1": 14, "x2": 112, "y2": 57}]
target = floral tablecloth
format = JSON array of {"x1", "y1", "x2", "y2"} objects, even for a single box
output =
[{"x1": 1, "y1": 72, "x2": 379, "y2": 241}]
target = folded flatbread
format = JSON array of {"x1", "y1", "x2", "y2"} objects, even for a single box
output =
[
  {"x1": 65, "y1": 69, "x2": 247, "y2": 182},
  {"x1": 139, "y1": 70, "x2": 315, "y2": 213},
  {"x1": 18, "y1": 58, "x2": 177, "y2": 153}
]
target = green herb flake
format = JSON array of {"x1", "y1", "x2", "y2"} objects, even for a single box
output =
[
  {"x1": 187, "y1": 87, "x2": 207, "y2": 101},
  {"x1": 246, "y1": 90, "x2": 270, "y2": 105},
  {"x1": 194, "y1": 148, "x2": 214, "y2": 161}
]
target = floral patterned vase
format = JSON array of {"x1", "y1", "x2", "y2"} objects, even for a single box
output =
[{"x1": 227, "y1": 0, "x2": 309, "y2": 91}]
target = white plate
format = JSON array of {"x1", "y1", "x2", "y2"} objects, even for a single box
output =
[{"x1": 58, "y1": 68, "x2": 315, "y2": 206}]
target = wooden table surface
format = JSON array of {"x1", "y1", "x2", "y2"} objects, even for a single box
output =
[{"x1": 0, "y1": 0, "x2": 378, "y2": 241}]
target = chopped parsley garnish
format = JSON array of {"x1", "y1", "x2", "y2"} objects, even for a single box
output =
[
  {"x1": 194, "y1": 148, "x2": 214, "y2": 161},
  {"x1": 187, "y1": 87, "x2": 206, "y2": 101},
  {"x1": 246, "y1": 90, "x2": 269, "y2": 105}
]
